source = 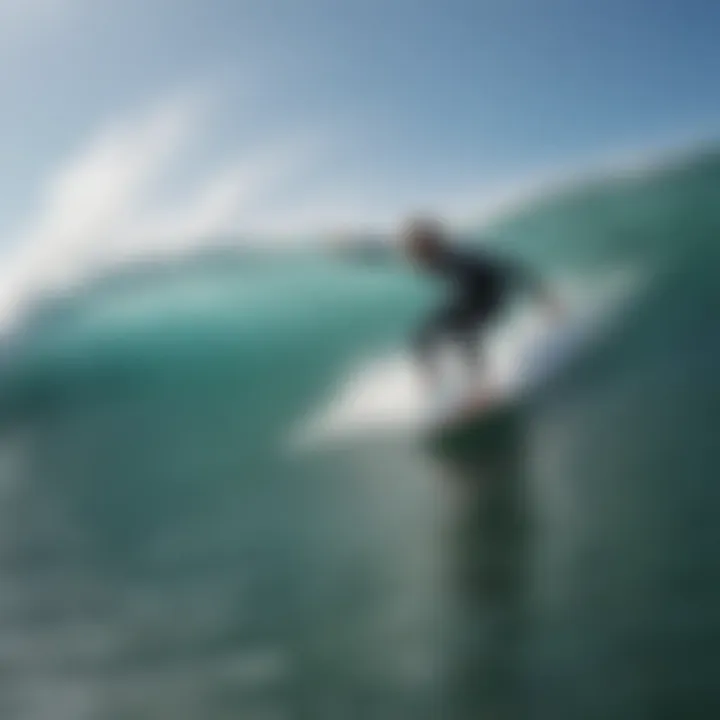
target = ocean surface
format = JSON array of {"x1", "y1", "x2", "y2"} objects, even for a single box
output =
[{"x1": 0, "y1": 149, "x2": 718, "y2": 719}]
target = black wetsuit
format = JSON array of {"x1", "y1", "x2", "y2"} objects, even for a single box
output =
[{"x1": 415, "y1": 246, "x2": 529, "y2": 368}]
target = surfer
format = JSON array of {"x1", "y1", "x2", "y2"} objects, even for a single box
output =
[{"x1": 403, "y1": 216, "x2": 562, "y2": 390}]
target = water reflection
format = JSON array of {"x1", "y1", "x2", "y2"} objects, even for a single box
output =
[{"x1": 430, "y1": 431, "x2": 530, "y2": 720}]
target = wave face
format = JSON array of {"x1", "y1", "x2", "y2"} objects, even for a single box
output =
[{"x1": 0, "y1": 150, "x2": 719, "y2": 718}]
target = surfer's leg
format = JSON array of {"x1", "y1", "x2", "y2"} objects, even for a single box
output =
[
  {"x1": 413, "y1": 305, "x2": 458, "y2": 385},
  {"x1": 454, "y1": 322, "x2": 484, "y2": 382},
  {"x1": 413, "y1": 316, "x2": 439, "y2": 382},
  {"x1": 452, "y1": 296, "x2": 499, "y2": 381}
]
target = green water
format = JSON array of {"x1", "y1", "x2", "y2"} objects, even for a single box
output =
[{"x1": 0, "y1": 151, "x2": 719, "y2": 719}]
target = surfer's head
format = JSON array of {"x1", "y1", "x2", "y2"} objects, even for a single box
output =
[{"x1": 401, "y1": 216, "x2": 447, "y2": 268}]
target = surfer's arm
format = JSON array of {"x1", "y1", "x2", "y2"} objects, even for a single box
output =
[{"x1": 328, "y1": 232, "x2": 395, "y2": 266}]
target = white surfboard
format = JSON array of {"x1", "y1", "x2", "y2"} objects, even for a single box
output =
[
  {"x1": 292, "y1": 296, "x2": 620, "y2": 453},
  {"x1": 291, "y1": 269, "x2": 643, "y2": 454},
  {"x1": 423, "y1": 311, "x2": 597, "y2": 438}
]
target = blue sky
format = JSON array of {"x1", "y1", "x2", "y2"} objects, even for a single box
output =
[{"x1": 0, "y1": 0, "x2": 718, "y2": 318}]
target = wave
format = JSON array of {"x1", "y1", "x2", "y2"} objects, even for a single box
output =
[{"x1": 0, "y1": 145, "x2": 718, "y2": 434}]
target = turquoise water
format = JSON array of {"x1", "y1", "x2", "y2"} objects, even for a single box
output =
[{"x1": 0, "y1": 151, "x2": 719, "y2": 718}]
